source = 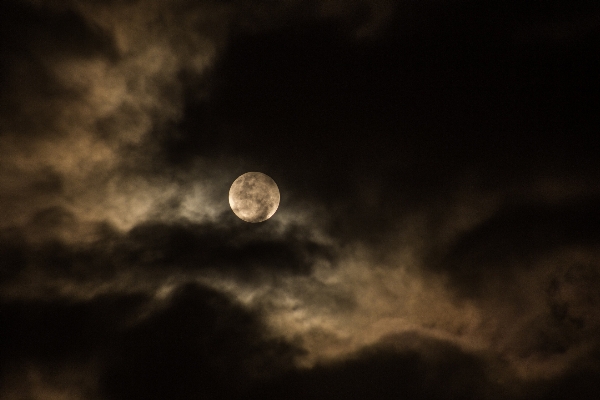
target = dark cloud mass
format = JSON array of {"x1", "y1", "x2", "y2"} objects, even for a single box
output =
[
  {"x1": 438, "y1": 197, "x2": 600, "y2": 295},
  {"x1": 0, "y1": 284, "x2": 301, "y2": 399},
  {"x1": 1, "y1": 0, "x2": 600, "y2": 399}
]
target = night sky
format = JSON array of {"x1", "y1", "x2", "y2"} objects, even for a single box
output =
[{"x1": 1, "y1": 0, "x2": 600, "y2": 399}]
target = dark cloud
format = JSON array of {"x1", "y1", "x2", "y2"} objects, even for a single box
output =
[
  {"x1": 248, "y1": 335, "x2": 505, "y2": 400},
  {"x1": 436, "y1": 197, "x2": 600, "y2": 297},
  {"x1": 542, "y1": 356, "x2": 600, "y2": 400},
  {"x1": 0, "y1": 283, "x2": 302, "y2": 399},
  {"x1": 0, "y1": 215, "x2": 335, "y2": 293},
  {"x1": 0, "y1": 229, "x2": 27, "y2": 284},
  {"x1": 99, "y1": 283, "x2": 301, "y2": 399},
  {"x1": 1, "y1": 0, "x2": 600, "y2": 398},
  {"x1": 247, "y1": 334, "x2": 600, "y2": 400},
  {"x1": 0, "y1": 0, "x2": 117, "y2": 137},
  {"x1": 0, "y1": 0, "x2": 116, "y2": 59},
  {"x1": 0, "y1": 292, "x2": 146, "y2": 365},
  {"x1": 118, "y1": 220, "x2": 335, "y2": 276}
]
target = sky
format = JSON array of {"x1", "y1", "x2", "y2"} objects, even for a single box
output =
[{"x1": 1, "y1": 0, "x2": 599, "y2": 399}]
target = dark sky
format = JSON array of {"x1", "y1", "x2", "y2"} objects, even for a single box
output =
[{"x1": 1, "y1": 0, "x2": 600, "y2": 399}]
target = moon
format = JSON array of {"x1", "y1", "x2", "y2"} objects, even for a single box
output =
[{"x1": 229, "y1": 172, "x2": 280, "y2": 223}]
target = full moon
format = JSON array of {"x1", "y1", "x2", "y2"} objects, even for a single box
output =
[{"x1": 229, "y1": 172, "x2": 280, "y2": 223}]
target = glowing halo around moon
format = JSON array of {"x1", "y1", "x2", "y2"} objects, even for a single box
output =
[{"x1": 229, "y1": 172, "x2": 280, "y2": 223}]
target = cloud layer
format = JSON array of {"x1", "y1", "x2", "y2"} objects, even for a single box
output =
[{"x1": 1, "y1": 0, "x2": 600, "y2": 399}]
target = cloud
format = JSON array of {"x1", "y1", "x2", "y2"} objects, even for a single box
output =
[
  {"x1": 0, "y1": 0, "x2": 222, "y2": 239},
  {"x1": 120, "y1": 220, "x2": 335, "y2": 275},
  {"x1": 0, "y1": 216, "x2": 336, "y2": 303},
  {"x1": 0, "y1": 283, "x2": 302, "y2": 400},
  {"x1": 436, "y1": 197, "x2": 600, "y2": 297},
  {"x1": 248, "y1": 334, "x2": 505, "y2": 400},
  {"x1": 1, "y1": 0, "x2": 600, "y2": 399}
]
